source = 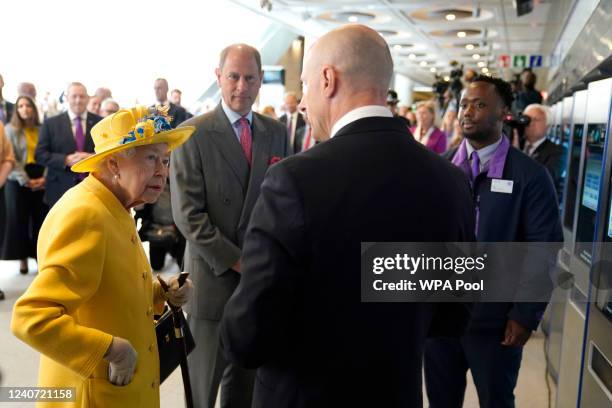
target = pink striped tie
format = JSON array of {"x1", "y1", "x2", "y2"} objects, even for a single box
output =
[{"x1": 238, "y1": 117, "x2": 252, "y2": 166}]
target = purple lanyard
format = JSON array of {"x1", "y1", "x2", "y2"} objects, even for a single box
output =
[{"x1": 451, "y1": 137, "x2": 510, "y2": 238}]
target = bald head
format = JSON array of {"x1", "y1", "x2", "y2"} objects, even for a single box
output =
[
  {"x1": 306, "y1": 25, "x2": 393, "y2": 96},
  {"x1": 299, "y1": 24, "x2": 394, "y2": 141},
  {"x1": 18, "y1": 82, "x2": 37, "y2": 98}
]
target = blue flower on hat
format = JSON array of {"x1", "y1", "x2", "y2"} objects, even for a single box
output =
[
  {"x1": 120, "y1": 131, "x2": 137, "y2": 145},
  {"x1": 151, "y1": 116, "x2": 172, "y2": 133}
]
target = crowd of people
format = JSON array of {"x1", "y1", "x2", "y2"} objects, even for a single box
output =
[{"x1": 1, "y1": 22, "x2": 565, "y2": 408}]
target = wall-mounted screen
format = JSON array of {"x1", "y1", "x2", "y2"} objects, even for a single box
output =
[
  {"x1": 596, "y1": 182, "x2": 612, "y2": 321},
  {"x1": 563, "y1": 124, "x2": 584, "y2": 230},
  {"x1": 575, "y1": 123, "x2": 607, "y2": 265}
]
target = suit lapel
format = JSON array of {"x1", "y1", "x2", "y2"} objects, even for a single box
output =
[
  {"x1": 238, "y1": 112, "x2": 272, "y2": 230},
  {"x1": 85, "y1": 115, "x2": 97, "y2": 152},
  {"x1": 209, "y1": 104, "x2": 250, "y2": 190}
]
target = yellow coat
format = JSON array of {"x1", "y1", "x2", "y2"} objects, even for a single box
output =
[{"x1": 12, "y1": 175, "x2": 166, "y2": 408}]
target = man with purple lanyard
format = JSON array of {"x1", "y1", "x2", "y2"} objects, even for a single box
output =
[
  {"x1": 424, "y1": 75, "x2": 563, "y2": 408},
  {"x1": 35, "y1": 82, "x2": 100, "y2": 207}
]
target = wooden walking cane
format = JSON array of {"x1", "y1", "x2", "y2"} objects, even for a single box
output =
[{"x1": 158, "y1": 272, "x2": 194, "y2": 408}]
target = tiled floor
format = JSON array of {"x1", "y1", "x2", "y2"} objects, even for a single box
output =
[{"x1": 0, "y1": 255, "x2": 556, "y2": 408}]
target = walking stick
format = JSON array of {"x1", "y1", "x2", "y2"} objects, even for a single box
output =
[{"x1": 158, "y1": 272, "x2": 194, "y2": 408}]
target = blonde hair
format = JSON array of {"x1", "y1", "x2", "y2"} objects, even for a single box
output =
[
  {"x1": 416, "y1": 101, "x2": 436, "y2": 116},
  {"x1": 416, "y1": 101, "x2": 438, "y2": 127}
]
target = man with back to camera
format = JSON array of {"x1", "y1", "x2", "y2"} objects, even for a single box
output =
[
  {"x1": 278, "y1": 91, "x2": 305, "y2": 154},
  {"x1": 170, "y1": 43, "x2": 289, "y2": 408},
  {"x1": 521, "y1": 103, "x2": 564, "y2": 202},
  {"x1": 35, "y1": 82, "x2": 101, "y2": 207},
  {"x1": 220, "y1": 24, "x2": 476, "y2": 407},
  {"x1": 425, "y1": 76, "x2": 563, "y2": 408}
]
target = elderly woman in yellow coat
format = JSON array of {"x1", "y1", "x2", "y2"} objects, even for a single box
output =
[{"x1": 11, "y1": 106, "x2": 195, "y2": 407}]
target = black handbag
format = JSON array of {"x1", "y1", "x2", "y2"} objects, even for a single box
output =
[
  {"x1": 155, "y1": 307, "x2": 196, "y2": 383},
  {"x1": 24, "y1": 163, "x2": 45, "y2": 179},
  {"x1": 144, "y1": 223, "x2": 178, "y2": 248}
]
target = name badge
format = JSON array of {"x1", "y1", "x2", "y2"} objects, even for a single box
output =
[{"x1": 491, "y1": 179, "x2": 513, "y2": 194}]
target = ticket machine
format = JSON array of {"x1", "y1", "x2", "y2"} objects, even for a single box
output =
[
  {"x1": 557, "y1": 82, "x2": 610, "y2": 408},
  {"x1": 545, "y1": 93, "x2": 576, "y2": 382},
  {"x1": 578, "y1": 77, "x2": 612, "y2": 407}
]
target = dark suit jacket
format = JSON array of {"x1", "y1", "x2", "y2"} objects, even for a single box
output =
[
  {"x1": 446, "y1": 140, "x2": 563, "y2": 331},
  {"x1": 1, "y1": 100, "x2": 14, "y2": 124},
  {"x1": 35, "y1": 112, "x2": 101, "y2": 207},
  {"x1": 170, "y1": 103, "x2": 290, "y2": 320},
  {"x1": 531, "y1": 139, "x2": 564, "y2": 202},
  {"x1": 151, "y1": 102, "x2": 189, "y2": 129},
  {"x1": 279, "y1": 112, "x2": 305, "y2": 153},
  {"x1": 221, "y1": 116, "x2": 476, "y2": 407},
  {"x1": 292, "y1": 125, "x2": 315, "y2": 153}
]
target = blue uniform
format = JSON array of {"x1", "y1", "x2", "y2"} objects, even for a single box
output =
[{"x1": 425, "y1": 136, "x2": 563, "y2": 408}]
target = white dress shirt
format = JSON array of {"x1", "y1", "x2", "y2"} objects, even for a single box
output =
[
  {"x1": 286, "y1": 111, "x2": 300, "y2": 146},
  {"x1": 221, "y1": 99, "x2": 253, "y2": 142},
  {"x1": 67, "y1": 110, "x2": 88, "y2": 139},
  {"x1": 524, "y1": 137, "x2": 546, "y2": 157},
  {"x1": 330, "y1": 105, "x2": 393, "y2": 139}
]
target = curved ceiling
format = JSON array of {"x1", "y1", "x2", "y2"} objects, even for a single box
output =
[{"x1": 230, "y1": 0, "x2": 575, "y2": 86}]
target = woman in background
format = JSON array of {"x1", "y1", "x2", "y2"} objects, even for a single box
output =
[
  {"x1": 410, "y1": 101, "x2": 447, "y2": 154},
  {"x1": 4, "y1": 95, "x2": 48, "y2": 273},
  {"x1": 0, "y1": 121, "x2": 15, "y2": 300}
]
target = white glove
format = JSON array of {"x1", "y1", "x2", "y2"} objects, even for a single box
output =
[
  {"x1": 104, "y1": 337, "x2": 138, "y2": 386},
  {"x1": 166, "y1": 276, "x2": 193, "y2": 307}
]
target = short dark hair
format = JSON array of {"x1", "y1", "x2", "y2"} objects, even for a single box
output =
[{"x1": 471, "y1": 75, "x2": 514, "y2": 109}]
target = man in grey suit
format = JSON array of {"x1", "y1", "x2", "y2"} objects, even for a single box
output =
[{"x1": 170, "y1": 43, "x2": 289, "y2": 408}]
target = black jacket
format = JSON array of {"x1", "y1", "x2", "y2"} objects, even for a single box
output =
[
  {"x1": 279, "y1": 112, "x2": 306, "y2": 153},
  {"x1": 1, "y1": 100, "x2": 14, "y2": 124},
  {"x1": 446, "y1": 141, "x2": 563, "y2": 331},
  {"x1": 221, "y1": 116, "x2": 475, "y2": 408},
  {"x1": 35, "y1": 112, "x2": 101, "y2": 207},
  {"x1": 531, "y1": 139, "x2": 565, "y2": 203}
]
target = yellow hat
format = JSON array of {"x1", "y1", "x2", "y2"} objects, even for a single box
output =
[{"x1": 71, "y1": 105, "x2": 195, "y2": 173}]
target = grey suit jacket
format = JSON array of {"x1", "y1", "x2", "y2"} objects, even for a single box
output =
[
  {"x1": 5, "y1": 124, "x2": 35, "y2": 186},
  {"x1": 171, "y1": 103, "x2": 289, "y2": 320}
]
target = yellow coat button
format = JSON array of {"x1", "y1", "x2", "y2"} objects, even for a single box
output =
[
  {"x1": 151, "y1": 381, "x2": 155, "y2": 388},
  {"x1": 146, "y1": 306, "x2": 153, "y2": 316},
  {"x1": 142, "y1": 271, "x2": 147, "y2": 279},
  {"x1": 148, "y1": 344, "x2": 154, "y2": 352},
  {"x1": 131, "y1": 235, "x2": 136, "y2": 244}
]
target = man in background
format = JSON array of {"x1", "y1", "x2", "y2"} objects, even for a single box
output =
[
  {"x1": 87, "y1": 96, "x2": 101, "y2": 115},
  {"x1": 0, "y1": 74, "x2": 14, "y2": 125},
  {"x1": 279, "y1": 91, "x2": 305, "y2": 154},
  {"x1": 426, "y1": 76, "x2": 562, "y2": 408},
  {"x1": 153, "y1": 78, "x2": 189, "y2": 128},
  {"x1": 35, "y1": 82, "x2": 101, "y2": 207},
  {"x1": 522, "y1": 103, "x2": 564, "y2": 201},
  {"x1": 387, "y1": 90, "x2": 410, "y2": 127},
  {"x1": 94, "y1": 87, "x2": 112, "y2": 102},
  {"x1": 100, "y1": 98, "x2": 120, "y2": 117},
  {"x1": 171, "y1": 43, "x2": 288, "y2": 408},
  {"x1": 513, "y1": 69, "x2": 542, "y2": 113}
]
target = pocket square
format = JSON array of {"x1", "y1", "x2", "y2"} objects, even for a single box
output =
[{"x1": 268, "y1": 156, "x2": 281, "y2": 165}]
